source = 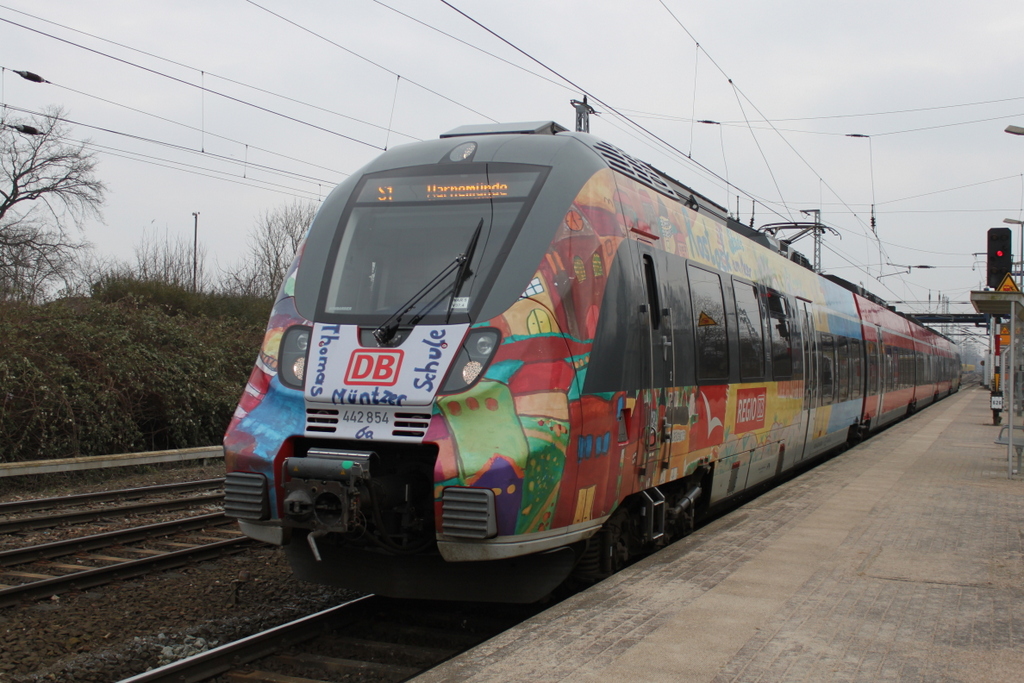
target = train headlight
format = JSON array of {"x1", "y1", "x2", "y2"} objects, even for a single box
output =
[
  {"x1": 440, "y1": 328, "x2": 501, "y2": 394},
  {"x1": 448, "y1": 141, "x2": 477, "y2": 162},
  {"x1": 473, "y1": 334, "x2": 496, "y2": 357},
  {"x1": 462, "y1": 360, "x2": 483, "y2": 384},
  {"x1": 279, "y1": 325, "x2": 312, "y2": 389}
]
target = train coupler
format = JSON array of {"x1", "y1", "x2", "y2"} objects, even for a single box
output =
[{"x1": 282, "y1": 449, "x2": 374, "y2": 533}]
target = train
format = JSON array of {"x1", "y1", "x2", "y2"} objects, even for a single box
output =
[{"x1": 223, "y1": 121, "x2": 960, "y2": 602}]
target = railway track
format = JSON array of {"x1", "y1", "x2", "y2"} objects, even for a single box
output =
[
  {"x1": 0, "y1": 476, "x2": 253, "y2": 607},
  {"x1": 0, "y1": 479, "x2": 225, "y2": 534},
  {"x1": 119, "y1": 594, "x2": 542, "y2": 683},
  {"x1": 0, "y1": 513, "x2": 251, "y2": 607}
]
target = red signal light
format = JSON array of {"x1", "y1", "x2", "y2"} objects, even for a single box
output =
[{"x1": 998, "y1": 250, "x2": 1006, "y2": 257}]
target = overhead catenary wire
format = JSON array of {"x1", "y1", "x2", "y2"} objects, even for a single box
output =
[
  {"x1": 84, "y1": 141, "x2": 326, "y2": 201},
  {"x1": 242, "y1": 0, "x2": 497, "y2": 124},
  {"x1": 0, "y1": 2, "x2": 425, "y2": 144},
  {"x1": 0, "y1": 14, "x2": 388, "y2": 151},
  {"x1": 436, "y1": 0, "x2": 796, "y2": 227},
  {"x1": 12, "y1": 73, "x2": 350, "y2": 178},
  {"x1": 1, "y1": 102, "x2": 343, "y2": 187},
  {"x1": 367, "y1": 0, "x2": 576, "y2": 96}
]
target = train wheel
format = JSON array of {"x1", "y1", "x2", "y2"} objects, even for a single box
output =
[{"x1": 600, "y1": 510, "x2": 632, "y2": 576}]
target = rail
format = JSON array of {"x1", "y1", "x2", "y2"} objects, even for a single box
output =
[
  {"x1": 0, "y1": 478, "x2": 224, "y2": 516},
  {"x1": 115, "y1": 594, "x2": 531, "y2": 683},
  {"x1": 0, "y1": 446, "x2": 223, "y2": 478},
  {"x1": 0, "y1": 493, "x2": 224, "y2": 534},
  {"x1": 0, "y1": 534, "x2": 251, "y2": 608},
  {"x1": 118, "y1": 596, "x2": 378, "y2": 683}
]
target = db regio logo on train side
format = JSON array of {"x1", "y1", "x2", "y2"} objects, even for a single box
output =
[
  {"x1": 344, "y1": 350, "x2": 404, "y2": 386},
  {"x1": 735, "y1": 387, "x2": 767, "y2": 433}
]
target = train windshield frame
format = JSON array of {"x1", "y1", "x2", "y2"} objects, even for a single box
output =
[{"x1": 316, "y1": 163, "x2": 548, "y2": 326}]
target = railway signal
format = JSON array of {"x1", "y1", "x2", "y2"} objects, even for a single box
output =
[{"x1": 987, "y1": 227, "x2": 1013, "y2": 288}]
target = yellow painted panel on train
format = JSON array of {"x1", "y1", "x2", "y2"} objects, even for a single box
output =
[
  {"x1": 514, "y1": 391, "x2": 570, "y2": 422},
  {"x1": 572, "y1": 485, "x2": 596, "y2": 524},
  {"x1": 574, "y1": 168, "x2": 618, "y2": 214},
  {"x1": 505, "y1": 294, "x2": 561, "y2": 336},
  {"x1": 813, "y1": 407, "x2": 831, "y2": 439}
]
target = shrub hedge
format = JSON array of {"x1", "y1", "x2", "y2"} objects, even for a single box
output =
[{"x1": 0, "y1": 292, "x2": 269, "y2": 462}]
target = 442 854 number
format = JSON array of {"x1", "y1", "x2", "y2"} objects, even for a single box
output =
[{"x1": 342, "y1": 410, "x2": 390, "y2": 424}]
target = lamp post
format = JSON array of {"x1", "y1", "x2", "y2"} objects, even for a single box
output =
[
  {"x1": 846, "y1": 133, "x2": 878, "y2": 274},
  {"x1": 1004, "y1": 125, "x2": 1023, "y2": 271},
  {"x1": 192, "y1": 212, "x2": 199, "y2": 293}
]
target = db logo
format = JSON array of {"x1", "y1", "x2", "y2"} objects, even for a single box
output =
[{"x1": 344, "y1": 350, "x2": 404, "y2": 386}]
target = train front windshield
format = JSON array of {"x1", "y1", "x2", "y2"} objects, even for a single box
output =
[{"x1": 320, "y1": 165, "x2": 544, "y2": 323}]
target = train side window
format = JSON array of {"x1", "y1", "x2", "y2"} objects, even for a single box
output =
[
  {"x1": 688, "y1": 264, "x2": 729, "y2": 382},
  {"x1": 820, "y1": 333, "x2": 835, "y2": 404},
  {"x1": 642, "y1": 255, "x2": 661, "y2": 330},
  {"x1": 850, "y1": 338, "x2": 863, "y2": 400},
  {"x1": 733, "y1": 280, "x2": 765, "y2": 380},
  {"x1": 765, "y1": 288, "x2": 792, "y2": 379},
  {"x1": 803, "y1": 305, "x2": 817, "y2": 403},
  {"x1": 837, "y1": 337, "x2": 850, "y2": 402}
]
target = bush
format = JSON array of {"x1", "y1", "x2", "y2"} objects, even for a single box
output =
[
  {"x1": 0, "y1": 294, "x2": 267, "y2": 461},
  {"x1": 91, "y1": 275, "x2": 271, "y2": 328}
]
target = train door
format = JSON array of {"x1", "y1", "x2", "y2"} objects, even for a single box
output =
[
  {"x1": 635, "y1": 244, "x2": 673, "y2": 480},
  {"x1": 874, "y1": 326, "x2": 886, "y2": 417},
  {"x1": 798, "y1": 300, "x2": 819, "y2": 460}
]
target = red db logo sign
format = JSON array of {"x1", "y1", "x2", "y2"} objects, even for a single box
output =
[{"x1": 344, "y1": 350, "x2": 404, "y2": 386}]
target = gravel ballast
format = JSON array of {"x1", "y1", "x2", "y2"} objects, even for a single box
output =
[{"x1": 0, "y1": 462, "x2": 359, "y2": 682}]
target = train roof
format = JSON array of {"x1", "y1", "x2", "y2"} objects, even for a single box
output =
[{"x1": 440, "y1": 121, "x2": 950, "y2": 345}]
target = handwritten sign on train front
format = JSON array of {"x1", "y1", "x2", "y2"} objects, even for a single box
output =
[{"x1": 306, "y1": 323, "x2": 468, "y2": 407}]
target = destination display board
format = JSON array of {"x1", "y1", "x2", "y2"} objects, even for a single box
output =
[{"x1": 356, "y1": 170, "x2": 540, "y2": 203}]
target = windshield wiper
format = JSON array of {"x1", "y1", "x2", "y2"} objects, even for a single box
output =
[
  {"x1": 373, "y1": 218, "x2": 485, "y2": 346},
  {"x1": 373, "y1": 256, "x2": 462, "y2": 346},
  {"x1": 446, "y1": 219, "x2": 484, "y2": 323}
]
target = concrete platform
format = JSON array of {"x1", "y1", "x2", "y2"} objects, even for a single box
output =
[{"x1": 415, "y1": 386, "x2": 1024, "y2": 682}]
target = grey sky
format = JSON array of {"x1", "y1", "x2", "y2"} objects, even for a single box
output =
[{"x1": 2, "y1": 0, "x2": 1022, "y2": 315}]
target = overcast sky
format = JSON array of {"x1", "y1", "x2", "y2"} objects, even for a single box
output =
[{"x1": 2, "y1": 0, "x2": 1023, "y2": 319}]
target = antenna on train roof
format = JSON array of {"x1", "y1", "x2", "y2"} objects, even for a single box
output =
[{"x1": 570, "y1": 95, "x2": 596, "y2": 133}]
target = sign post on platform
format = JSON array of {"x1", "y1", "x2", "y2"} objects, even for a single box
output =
[
  {"x1": 971, "y1": 286, "x2": 1024, "y2": 479},
  {"x1": 1011, "y1": 300, "x2": 1016, "y2": 477}
]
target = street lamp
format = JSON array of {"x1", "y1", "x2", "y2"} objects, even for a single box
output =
[
  {"x1": 1007, "y1": 125, "x2": 1024, "y2": 136},
  {"x1": 2, "y1": 123, "x2": 41, "y2": 135}
]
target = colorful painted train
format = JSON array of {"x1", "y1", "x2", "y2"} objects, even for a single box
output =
[{"x1": 223, "y1": 121, "x2": 960, "y2": 602}]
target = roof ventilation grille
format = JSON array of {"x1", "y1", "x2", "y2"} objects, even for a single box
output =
[{"x1": 593, "y1": 141, "x2": 678, "y2": 199}]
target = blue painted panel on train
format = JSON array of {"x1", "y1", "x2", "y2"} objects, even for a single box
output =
[
  {"x1": 828, "y1": 399, "x2": 862, "y2": 430},
  {"x1": 825, "y1": 312, "x2": 863, "y2": 339},
  {"x1": 820, "y1": 279, "x2": 857, "y2": 312}
]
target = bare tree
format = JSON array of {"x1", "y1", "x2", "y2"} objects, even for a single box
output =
[
  {"x1": 0, "y1": 106, "x2": 105, "y2": 301},
  {"x1": 223, "y1": 200, "x2": 317, "y2": 298},
  {"x1": 131, "y1": 229, "x2": 210, "y2": 290}
]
